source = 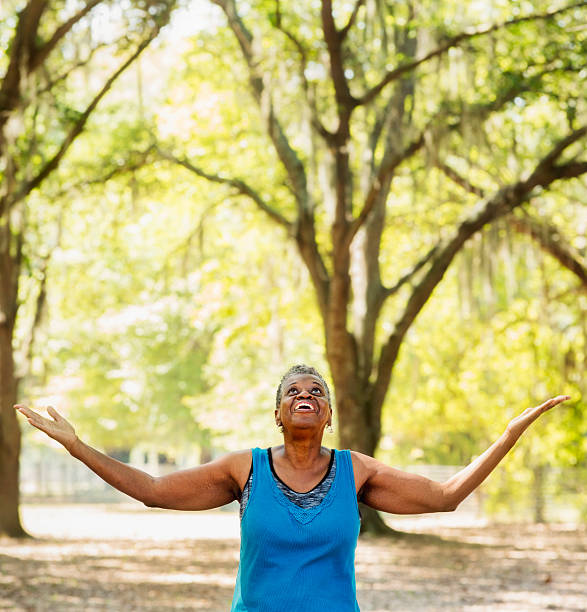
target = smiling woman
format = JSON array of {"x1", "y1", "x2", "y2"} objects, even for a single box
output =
[{"x1": 15, "y1": 363, "x2": 569, "y2": 612}]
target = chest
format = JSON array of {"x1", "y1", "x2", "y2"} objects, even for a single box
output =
[
  {"x1": 244, "y1": 449, "x2": 359, "y2": 532},
  {"x1": 243, "y1": 471, "x2": 359, "y2": 551},
  {"x1": 272, "y1": 463, "x2": 329, "y2": 492}
]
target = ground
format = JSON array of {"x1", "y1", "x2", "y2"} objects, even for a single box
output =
[{"x1": 0, "y1": 504, "x2": 585, "y2": 611}]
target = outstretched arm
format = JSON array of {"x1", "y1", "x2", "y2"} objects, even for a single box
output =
[
  {"x1": 15, "y1": 404, "x2": 249, "y2": 510},
  {"x1": 353, "y1": 395, "x2": 570, "y2": 514}
]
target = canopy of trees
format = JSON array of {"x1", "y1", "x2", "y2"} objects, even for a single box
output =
[
  {"x1": 1, "y1": 0, "x2": 176, "y2": 536},
  {"x1": 1, "y1": 0, "x2": 585, "y2": 536}
]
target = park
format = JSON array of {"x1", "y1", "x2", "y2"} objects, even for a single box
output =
[
  {"x1": 1, "y1": 504, "x2": 586, "y2": 610},
  {"x1": 1, "y1": 0, "x2": 586, "y2": 610}
]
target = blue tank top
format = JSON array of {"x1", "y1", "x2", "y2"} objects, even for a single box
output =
[{"x1": 231, "y1": 447, "x2": 361, "y2": 611}]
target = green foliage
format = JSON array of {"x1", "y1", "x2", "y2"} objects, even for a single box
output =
[
  {"x1": 181, "y1": 208, "x2": 328, "y2": 448},
  {"x1": 14, "y1": 0, "x2": 586, "y2": 522},
  {"x1": 383, "y1": 228, "x2": 586, "y2": 519}
]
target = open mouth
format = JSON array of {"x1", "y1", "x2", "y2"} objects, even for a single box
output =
[{"x1": 293, "y1": 401, "x2": 316, "y2": 412}]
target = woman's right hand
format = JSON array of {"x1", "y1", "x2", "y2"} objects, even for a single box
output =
[
  {"x1": 15, "y1": 402, "x2": 250, "y2": 511},
  {"x1": 15, "y1": 404, "x2": 78, "y2": 452}
]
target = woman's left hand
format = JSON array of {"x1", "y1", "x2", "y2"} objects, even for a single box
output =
[{"x1": 505, "y1": 395, "x2": 571, "y2": 440}]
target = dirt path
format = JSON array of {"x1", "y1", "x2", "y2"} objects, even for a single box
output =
[{"x1": 1, "y1": 505, "x2": 585, "y2": 611}]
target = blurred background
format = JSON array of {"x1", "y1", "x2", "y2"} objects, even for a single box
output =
[{"x1": 1, "y1": 0, "x2": 585, "y2": 540}]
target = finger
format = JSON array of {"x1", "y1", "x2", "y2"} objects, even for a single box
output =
[
  {"x1": 15, "y1": 405, "x2": 50, "y2": 429},
  {"x1": 15, "y1": 404, "x2": 35, "y2": 418},
  {"x1": 23, "y1": 413, "x2": 45, "y2": 429},
  {"x1": 538, "y1": 395, "x2": 571, "y2": 411},
  {"x1": 547, "y1": 395, "x2": 570, "y2": 406},
  {"x1": 47, "y1": 406, "x2": 61, "y2": 421}
]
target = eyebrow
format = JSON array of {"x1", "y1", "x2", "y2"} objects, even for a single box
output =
[{"x1": 285, "y1": 379, "x2": 324, "y2": 389}]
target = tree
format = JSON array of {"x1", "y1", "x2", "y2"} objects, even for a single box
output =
[
  {"x1": 44, "y1": 173, "x2": 215, "y2": 454},
  {"x1": 385, "y1": 233, "x2": 586, "y2": 522},
  {"x1": 158, "y1": 0, "x2": 586, "y2": 531},
  {"x1": 0, "y1": 0, "x2": 175, "y2": 537}
]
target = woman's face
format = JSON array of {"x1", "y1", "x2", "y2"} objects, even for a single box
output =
[{"x1": 275, "y1": 374, "x2": 331, "y2": 433}]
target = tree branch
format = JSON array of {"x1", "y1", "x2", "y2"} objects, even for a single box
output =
[
  {"x1": 346, "y1": 131, "x2": 425, "y2": 248},
  {"x1": 436, "y1": 161, "x2": 486, "y2": 198},
  {"x1": 370, "y1": 126, "x2": 587, "y2": 413},
  {"x1": 320, "y1": 0, "x2": 356, "y2": 254},
  {"x1": 212, "y1": 0, "x2": 310, "y2": 210},
  {"x1": 212, "y1": 0, "x2": 332, "y2": 317},
  {"x1": 293, "y1": 210, "x2": 331, "y2": 323},
  {"x1": 0, "y1": 0, "x2": 46, "y2": 124},
  {"x1": 272, "y1": 0, "x2": 333, "y2": 143},
  {"x1": 26, "y1": 146, "x2": 157, "y2": 205},
  {"x1": 438, "y1": 159, "x2": 587, "y2": 287},
  {"x1": 321, "y1": 0, "x2": 357, "y2": 112},
  {"x1": 36, "y1": 42, "x2": 110, "y2": 96},
  {"x1": 340, "y1": 0, "x2": 365, "y2": 41},
  {"x1": 357, "y1": 2, "x2": 587, "y2": 106},
  {"x1": 382, "y1": 244, "x2": 440, "y2": 298},
  {"x1": 20, "y1": 250, "x2": 49, "y2": 370},
  {"x1": 533, "y1": 127, "x2": 586, "y2": 175},
  {"x1": 157, "y1": 149, "x2": 292, "y2": 229},
  {"x1": 0, "y1": 0, "x2": 106, "y2": 124},
  {"x1": 513, "y1": 212, "x2": 587, "y2": 287},
  {"x1": 29, "y1": 0, "x2": 103, "y2": 71},
  {"x1": 353, "y1": 62, "x2": 577, "y2": 246},
  {"x1": 159, "y1": 148, "x2": 332, "y2": 318},
  {"x1": 5, "y1": 26, "x2": 164, "y2": 210}
]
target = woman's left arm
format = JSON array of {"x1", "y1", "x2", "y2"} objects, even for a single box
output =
[{"x1": 355, "y1": 395, "x2": 570, "y2": 515}]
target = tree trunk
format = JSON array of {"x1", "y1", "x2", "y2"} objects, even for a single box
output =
[
  {"x1": 532, "y1": 464, "x2": 546, "y2": 524},
  {"x1": 0, "y1": 220, "x2": 27, "y2": 537},
  {"x1": 0, "y1": 319, "x2": 26, "y2": 537},
  {"x1": 335, "y1": 378, "x2": 399, "y2": 536}
]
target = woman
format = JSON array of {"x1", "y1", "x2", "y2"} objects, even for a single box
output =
[{"x1": 16, "y1": 363, "x2": 569, "y2": 611}]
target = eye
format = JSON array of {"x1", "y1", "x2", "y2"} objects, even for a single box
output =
[
  {"x1": 287, "y1": 387, "x2": 298, "y2": 395},
  {"x1": 312, "y1": 387, "x2": 323, "y2": 394}
]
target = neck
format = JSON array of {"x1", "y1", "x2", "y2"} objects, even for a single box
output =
[{"x1": 280, "y1": 430, "x2": 326, "y2": 468}]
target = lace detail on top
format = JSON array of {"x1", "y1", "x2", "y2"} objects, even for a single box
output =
[{"x1": 239, "y1": 449, "x2": 336, "y2": 520}]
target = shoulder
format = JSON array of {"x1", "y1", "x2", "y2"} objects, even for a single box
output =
[
  {"x1": 219, "y1": 449, "x2": 253, "y2": 492},
  {"x1": 215, "y1": 448, "x2": 252, "y2": 473},
  {"x1": 223, "y1": 448, "x2": 254, "y2": 464},
  {"x1": 349, "y1": 451, "x2": 383, "y2": 475},
  {"x1": 193, "y1": 449, "x2": 252, "y2": 489},
  {"x1": 349, "y1": 450, "x2": 381, "y2": 495}
]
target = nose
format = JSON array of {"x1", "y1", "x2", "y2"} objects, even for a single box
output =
[{"x1": 296, "y1": 390, "x2": 312, "y2": 399}]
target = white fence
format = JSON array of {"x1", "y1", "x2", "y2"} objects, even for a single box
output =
[
  {"x1": 19, "y1": 444, "x2": 584, "y2": 523},
  {"x1": 19, "y1": 445, "x2": 480, "y2": 509},
  {"x1": 20, "y1": 444, "x2": 127, "y2": 502}
]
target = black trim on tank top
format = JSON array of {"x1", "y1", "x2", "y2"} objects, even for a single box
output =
[
  {"x1": 238, "y1": 458, "x2": 254, "y2": 500},
  {"x1": 267, "y1": 447, "x2": 335, "y2": 494}
]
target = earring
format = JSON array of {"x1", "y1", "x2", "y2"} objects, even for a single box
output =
[
  {"x1": 277, "y1": 423, "x2": 284, "y2": 432},
  {"x1": 326, "y1": 424, "x2": 334, "y2": 434}
]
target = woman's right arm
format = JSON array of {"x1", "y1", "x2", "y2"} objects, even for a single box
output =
[{"x1": 15, "y1": 404, "x2": 248, "y2": 511}]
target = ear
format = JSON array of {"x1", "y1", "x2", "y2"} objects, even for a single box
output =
[{"x1": 274, "y1": 408, "x2": 281, "y2": 426}]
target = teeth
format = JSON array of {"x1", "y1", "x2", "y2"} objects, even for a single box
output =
[{"x1": 295, "y1": 402, "x2": 313, "y2": 410}]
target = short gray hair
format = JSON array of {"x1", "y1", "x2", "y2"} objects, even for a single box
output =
[{"x1": 275, "y1": 364, "x2": 331, "y2": 410}]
